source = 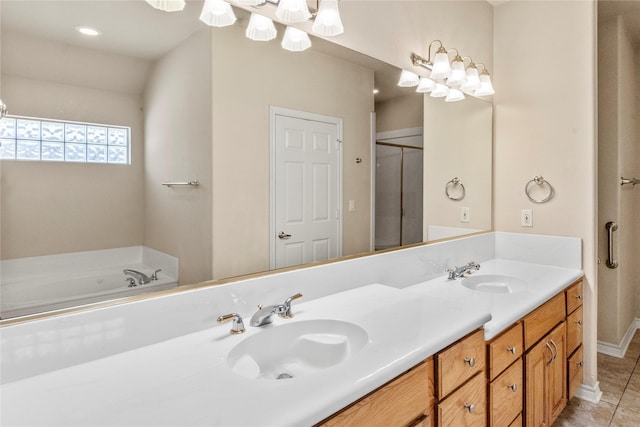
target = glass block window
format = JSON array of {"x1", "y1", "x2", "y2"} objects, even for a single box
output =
[{"x1": 0, "y1": 116, "x2": 130, "y2": 164}]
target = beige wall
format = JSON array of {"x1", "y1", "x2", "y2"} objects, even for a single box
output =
[
  {"x1": 375, "y1": 94, "x2": 423, "y2": 133},
  {"x1": 144, "y1": 29, "x2": 213, "y2": 285},
  {"x1": 0, "y1": 32, "x2": 147, "y2": 259},
  {"x1": 211, "y1": 24, "x2": 374, "y2": 279},
  {"x1": 597, "y1": 16, "x2": 640, "y2": 345},
  {"x1": 494, "y1": 0, "x2": 598, "y2": 389},
  {"x1": 423, "y1": 96, "x2": 492, "y2": 235}
]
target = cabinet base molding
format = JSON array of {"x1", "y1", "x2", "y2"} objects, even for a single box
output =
[{"x1": 572, "y1": 382, "x2": 603, "y2": 404}]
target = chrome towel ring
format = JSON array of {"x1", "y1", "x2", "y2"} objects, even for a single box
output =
[
  {"x1": 445, "y1": 177, "x2": 465, "y2": 201},
  {"x1": 525, "y1": 176, "x2": 554, "y2": 203}
]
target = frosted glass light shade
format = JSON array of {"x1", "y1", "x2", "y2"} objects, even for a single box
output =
[
  {"x1": 275, "y1": 0, "x2": 311, "y2": 23},
  {"x1": 282, "y1": 27, "x2": 312, "y2": 52},
  {"x1": 445, "y1": 88, "x2": 465, "y2": 102},
  {"x1": 199, "y1": 0, "x2": 236, "y2": 27},
  {"x1": 474, "y1": 73, "x2": 495, "y2": 96},
  {"x1": 397, "y1": 70, "x2": 420, "y2": 87},
  {"x1": 446, "y1": 59, "x2": 465, "y2": 86},
  {"x1": 145, "y1": 0, "x2": 185, "y2": 11},
  {"x1": 460, "y1": 67, "x2": 480, "y2": 92},
  {"x1": 416, "y1": 77, "x2": 436, "y2": 93},
  {"x1": 312, "y1": 0, "x2": 344, "y2": 36},
  {"x1": 430, "y1": 51, "x2": 451, "y2": 80},
  {"x1": 246, "y1": 13, "x2": 277, "y2": 41},
  {"x1": 430, "y1": 83, "x2": 450, "y2": 98},
  {"x1": 236, "y1": 0, "x2": 266, "y2": 5}
]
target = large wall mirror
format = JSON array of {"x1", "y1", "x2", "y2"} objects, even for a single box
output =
[{"x1": 0, "y1": 0, "x2": 492, "y2": 320}]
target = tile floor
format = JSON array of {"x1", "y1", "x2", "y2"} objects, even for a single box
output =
[{"x1": 554, "y1": 330, "x2": 640, "y2": 426}]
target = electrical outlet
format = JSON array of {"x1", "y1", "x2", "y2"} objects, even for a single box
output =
[
  {"x1": 348, "y1": 200, "x2": 356, "y2": 212},
  {"x1": 460, "y1": 207, "x2": 470, "y2": 223},
  {"x1": 521, "y1": 209, "x2": 533, "y2": 227}
]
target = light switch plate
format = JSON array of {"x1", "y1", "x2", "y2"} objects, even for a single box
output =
[{"x1": 521, "y1": 209, "x2": 533, "y2": 227}]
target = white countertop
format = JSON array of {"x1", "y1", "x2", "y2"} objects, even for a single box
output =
[
  {"x1": 1, "y1": 258, "x2": 583, "y2": 426},
  {"x1": 1, "y1": 284, "x2": 490, "y2": 427},
  {"x1": 404, "y1": 259, "x2": 584, "y2": 340}
]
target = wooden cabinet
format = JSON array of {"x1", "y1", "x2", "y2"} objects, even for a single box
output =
[
  {"x1": 524, "y1": 322, "x2": 566, "y2": 427},
  {"x1": 319, "y1": 358, "x2": 434, "y2": 427},
  {"x1": 437, "y1": 329, "x2": 485, "y2": 399},
  {"x1": 489, "y1": 358, "x2": 523, "y2": 427},
  {"x1": 565, "y1": 280, "x2": 584, "y2": 400},
  {"x1": 437, "y1": 372, "x2": 486, "y2": 427},
  {"x1": 488, "y1": 322, "x2": 523, "y2": 381},
  {"x1": 522, "y1": 293, "x2": 565, "y2": 350}
]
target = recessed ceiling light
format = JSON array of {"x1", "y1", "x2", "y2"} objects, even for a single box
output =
[
  {"x1": 75, "y1": 26, "x2": 101, "y2": 37},
  {"x1": 373, "y1": 89, "x2": 380, "y2": 95}
]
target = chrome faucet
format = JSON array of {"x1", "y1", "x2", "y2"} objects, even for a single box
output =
[
  {"x1": 446, "y1": 262, "x2": 480, "y2": 280},
  {"x1": 250, "y1": 293, "x2": 303, "y2": 327},
  {"x1": 123, "y1": 269, "x2": 161, "y2": 285}
]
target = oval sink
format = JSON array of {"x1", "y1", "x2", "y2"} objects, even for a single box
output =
[
  {"x1": 461, "y1": 274, "x2": 528, "y2": 294},
  {"x1": 227, "y1": 319, "x2": 368, "y2": 380}
]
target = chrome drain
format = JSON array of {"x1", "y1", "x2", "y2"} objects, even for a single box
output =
[{"x1": 276, "y1": 373, "x2": 294, "y2": 380}]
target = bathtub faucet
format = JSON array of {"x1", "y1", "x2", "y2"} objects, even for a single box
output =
[{"x1": 123, "y1": 269, "x2": 161, "y2": 285}]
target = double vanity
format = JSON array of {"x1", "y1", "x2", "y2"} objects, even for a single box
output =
[{"x1": 0, "y1": 232, "x2": 584, "y2": 426}]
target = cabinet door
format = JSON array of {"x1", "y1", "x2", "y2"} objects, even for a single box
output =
[
  {"x1": 525, "y1": 338, "x2": 550, "y2": 427},
  {"x1": 547, "y1": 322, "x2": 567, "y2": 424}
]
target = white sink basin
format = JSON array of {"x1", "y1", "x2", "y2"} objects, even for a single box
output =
[
  {"x1": 227, "y1": 319, "x2": 369, "y2": 380},
  {"x1": 461, "y1": 274, "x2": 528, "y2": 294}
]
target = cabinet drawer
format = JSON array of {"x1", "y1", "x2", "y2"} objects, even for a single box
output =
[
  {"x1": 566, "y1": 280, "x2": 584, "y2": 314},
  {"x1": 566, "y1": 306, "x2": 583, "y2": 355},
  {"x1": 489, "y1": 358, "x2": 522, "y2": 427},
  {"x1": 437, "y1": 329, "x2": 485, "y2": 398},
  {"x1": 522, "y1": 292, "x2": 565, "y2": 350},
  {"x1": 409, "y1": 413, "x2": 435, "y2": 427},
  {"x1": 320, "y1": 359, "x2": 434, "y2": 426},
  {"x1": 568, "y1": 345, "x2": 584, "y2": 400},
  {"x1": 437, "y1": 372, "x2": 486, "y2": 427},
  {"x1": 488, "y1": 322, "x2": 523, "y2": 381}
]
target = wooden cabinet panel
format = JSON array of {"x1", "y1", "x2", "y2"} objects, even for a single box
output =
[
  {"x1": 568, "y1": 345, "x2": 584, "y2": 400},
  {"x1": 320, "y1": 359, "x2": 434, "y2": 427},
  {"x1": 508, "y1": 413, "x2": 522, "y2": 427},
  {"x1": 437, "y1": 329, "x2": 485, "y2": 399},
  {"x1": 488, "y1": 322, "x2": 523, "y2": 381},
  {"x1": 437, "y1": 373, "x2": 486, "y2": 427},
  {"x1": 489, "y1": 358, "x2": 523, "y2": 427},
  {"x1": 547, "y1": 322, "x2": 567, "y2": 424},
  {"x1": 409, "y1": 413, "x2": 435, "y2": 427},
  {"x1": 489, "y1": 359, "x2": 523, "y2": 427},
  {"x1": 522, "y1": 293, "x2": 565, "y2": 350},
  {"x1": 566, "y1": 306, "x2": 583, "y2": 356},
  {"x1": 566, "y1": 280, "x2": 584, "y2": 315}
]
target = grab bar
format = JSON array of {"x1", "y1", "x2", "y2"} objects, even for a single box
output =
[
  {"x1": 162, "y1": 180, "x2": 199, "y2": 187},
  {"x1": 620, "y1": 177, "x2": 640, "y2": 187},
  {"x1": 605, "y1": 221, "x2": 618, "y2": 269}
]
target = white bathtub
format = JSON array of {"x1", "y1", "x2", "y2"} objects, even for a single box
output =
[{"x1": 1, "y1": 247, "x2": 178, "y2": 319}]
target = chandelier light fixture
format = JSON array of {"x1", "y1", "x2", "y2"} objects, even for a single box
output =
[{"x1": 399, "y1": 39, "x2": 495, "y2": 102}]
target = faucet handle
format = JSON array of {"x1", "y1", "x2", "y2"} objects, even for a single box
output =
[
  {"x1": 217, "y1": 313, "x2": 245, "y2": 334},
  {"x1": 151, "y1": 269, "x2": 162, "y2": 280},
  {"x1": 280, "y1": 293, "x2": 303, "y2": 319}
]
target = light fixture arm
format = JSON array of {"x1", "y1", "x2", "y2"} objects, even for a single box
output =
[
  {"x1": 476, "y1": 63, "x2": 491, "y2": 75},
  {"x1": 426, "y1": 39, "x2": 445, "y2": 65}
]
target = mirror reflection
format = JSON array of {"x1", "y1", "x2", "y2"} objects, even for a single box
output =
[{"x1": 0, "y1": 0, "x2": 492, "y2": 319}]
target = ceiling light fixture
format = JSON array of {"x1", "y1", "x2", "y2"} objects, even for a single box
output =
[
  {"x1": 281, "y1": 26, "x2": 312, "y2": 51},
  {"x1": 402, "y1": 40, "x2": 494, "y2": 102},
  {"x1": 144, "y1": 0, "x2": 185, "y2": 12},
  {"x1": 200, "y1": 0, "x2": 237, "y2": 27},
  {"x1": 246, "y1": 13, "x2": 277, "y2": 41}
]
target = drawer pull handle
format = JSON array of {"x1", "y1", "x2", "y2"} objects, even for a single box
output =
[
  {"x1": 463, "y1": 403, "x2": 475, "y2": 414},
  {"x1": 508, "y1": 383, "x2": 518, "y2": 392},
  {"x1": 578, "y1": 361, "x2": 584, "y2": 367},
  {"x1": 576, "y1": 295, "x2": 583, "y2": 300},
  {"x1": 463, "y1": 357, "x2": 475, "y2": 367},
  {"x1": 507, "y1": 346, "x2": 517, "y2": 355},
  {"x1": 576, "y1": 320, "x2": 583, "y2": 326}
]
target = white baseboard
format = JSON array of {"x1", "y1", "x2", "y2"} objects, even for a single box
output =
[
  {"x1": 574, "y1": 382, "x2": 603, "y2": 404},
  {"x1": 597, "y1": 318, "x2": 640, "y2": 358}
]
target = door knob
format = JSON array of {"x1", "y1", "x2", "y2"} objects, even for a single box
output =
[{"x1": 278, "y1": 231, "x2": 292, "y2": 239}]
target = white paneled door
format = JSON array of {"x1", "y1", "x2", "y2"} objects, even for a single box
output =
[{"x1": 271, "y1": 108, "x2": 342, "y2": 269}]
